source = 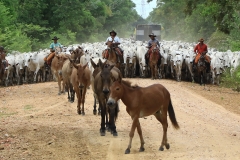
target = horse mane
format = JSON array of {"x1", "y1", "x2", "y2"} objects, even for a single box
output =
[{"x1": 122, "y1": 80, "x2": 139, "y2": 88}]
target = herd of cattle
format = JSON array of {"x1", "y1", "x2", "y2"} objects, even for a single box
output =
[{"x1": 1, "y1": 38, "x2": 240, "y2": 87}]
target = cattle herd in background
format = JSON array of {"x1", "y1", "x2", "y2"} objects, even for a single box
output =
[{"x1": 1, "y1": 38, "x2": 240, "y2": 87}]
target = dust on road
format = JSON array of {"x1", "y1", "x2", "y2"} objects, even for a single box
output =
[{"x1": 0, "y1": 79, "x2": 240, "y2": 160}]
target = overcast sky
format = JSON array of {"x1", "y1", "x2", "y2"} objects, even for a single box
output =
[{"x1": 132, "y1": 0, "x2": 157, "y2": 19}]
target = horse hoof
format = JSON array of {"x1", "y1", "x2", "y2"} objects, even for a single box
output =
[
  {"x1": 93, "y1": 110, "x2": 97, "y2": 115},
  {"x1": 77, "y1": 110, "x2": 81, "y2": 115},
  {"x1": 165, "y1": 143, "x2": 170, "y2": 150},
  {"x1": 125, "y1": 148, "x2": 130, "y2": 154},
  {"x1": 82, "y1": 112, "x2": 85, "y2": 116},
  {"x1": 98, "y1": 111, "x2": 101, "y2": 115},
  {"x1": 159, "y1": 146, "x2": 164, "y2": 151},
  {"x1": 112, "y1": 131, "x2": 118, "y2": 136},
  {"x1": 107, "y1": 127, "x2": 111, "y2": 132},
  {"x1": 100, "y1": 129, "x2": 106, "y2": 136},
  {"x1": 58, "y1": 92, "x2": 61, "y2": 95},
  {"x1": 139, "y1": 147, "x2": 145, "y2": 152},
  {"x1": 113, "y1": 132, "x2": 118, "y2": 136}
]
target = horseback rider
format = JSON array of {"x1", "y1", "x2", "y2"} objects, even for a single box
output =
[
  {"x1": 44, "y1": 36, "x2": 62, "y2": 68},
  {"x1": 145, "y1": 33, "x2": 161, "y2": 66},
  {"x1": 193, "y1": 38, "x2": 211, "y2": 72},
  {"x1": 103, "y1": 30, "x2": 123, "y2": 63}
]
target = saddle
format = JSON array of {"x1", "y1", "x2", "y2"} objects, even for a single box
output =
[{"x1": 103, "y1": 47, "x2": 123, "y2": 59}]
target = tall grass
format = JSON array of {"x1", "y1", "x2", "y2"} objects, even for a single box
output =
[{"x1": 221, "y1": 66, "x2": 240, "y2": 88}]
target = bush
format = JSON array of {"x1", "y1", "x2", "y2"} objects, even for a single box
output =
[{"x1": 221, "y1": 66, "x2": 240, "y2": 88}]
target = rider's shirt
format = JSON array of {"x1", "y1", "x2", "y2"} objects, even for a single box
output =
[
  {"x1": 106, "y1": 36, "x2": 121, "y2": 43},
  {"x1": 50, "y1": 42, "x2": 62, "y2": 50},
  {"x1": 148, "y1": 39, "x2": 160, "y2": 47},
  {"x1": 194, "y1": 43, "x2": 207, "y2": 54}
]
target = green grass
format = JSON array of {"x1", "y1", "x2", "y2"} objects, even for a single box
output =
[
  {"x1": 221, "y1": 66, "x2": 240, "y2": 89},
  {"x1": 24, "y1": 105, "x2": 34, "y2": 110},
  {"x1": 0, "y1": 112, "x2": 17, "y2": 118}
]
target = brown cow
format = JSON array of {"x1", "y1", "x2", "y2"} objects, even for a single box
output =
[{"x1": 70, "y1": 62, "x2": 91, "y2": 115}]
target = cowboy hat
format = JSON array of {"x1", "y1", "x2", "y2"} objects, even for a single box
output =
[
  {"x1": 109, "y1": 30, "x2": 117, "y2": 35},
  {"x1": 149, "y1": 33, "x2": 156, "y2": 37},
  {"x1": 52, "y1": 36, "x2": 59, "y2": 40},
  {"x1": 199, "y1": 38, "x2": 204, "y2": 42}
]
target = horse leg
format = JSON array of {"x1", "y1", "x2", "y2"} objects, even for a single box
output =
[
  {"x1": 106, "y1": 106, "x2": 110, "y2": 132},
  {"x1": 155, "y1": 64, "x2": 158, "y2": 79},
  {"x1": 150, "y1": 65, "x2": 154, "y2": 80},
  {"x1": 154, "y1": 111, "x2": 169, "y2": 151},
  {"x1": 71, "y1": 86, "x2": 75, "y2": 103},
  {"x1": 75, "y1": 88, "x2": 81, "y2": 115},
  {"x1": 81, "y1": 87, "x2": 87, "y2": 116},
  {"x1": 125, "y1": 117, "x2": 138, "y2": 154},
  {"x1": 93, "y1": 95, "x2": 97, "y2": 115},
  {"x1": 136, "y1": 121, "x2": 145, "y2": 152},
  {"x1": 65, "y1": 82, "x2": 70, "y2": 101},
  {"x1": 55, "y1": 72, "x2": 61, "y2": 95},
  {"x1": 108, "y1": 107, "x2": 117, "y2": 136},
  {"x1": 99, "y1": 99, "x2": 106, "y2": 136}
]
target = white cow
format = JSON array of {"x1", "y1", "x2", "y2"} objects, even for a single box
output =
[
  {"x1": 136, "y1": 45, "x2": 147, "y2": 77},
  {"x1": 5, "y1": 54, "x2": 15, "y2": 86},
  {"x1": 15, "y1": 53, "x2": 25, "y2": 84},
  {"x1": 173, "y1": 51, "x2": 183, "y2": 82}
]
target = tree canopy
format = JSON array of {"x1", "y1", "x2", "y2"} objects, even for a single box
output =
[
  {"x1": 147, "y1": 0, "x2": 240, "y2": 51},
  {"x1": 0, "y1": 0, "x2": 141, "y2": 52}
]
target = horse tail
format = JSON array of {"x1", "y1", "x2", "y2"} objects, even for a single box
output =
[{"x1": 168, "y1": 98, "x2": 180, "y2": 129}]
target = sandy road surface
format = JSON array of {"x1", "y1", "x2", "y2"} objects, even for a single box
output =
[{"x1": 0, "y1": 79, "x2": 240, "y2": 160}]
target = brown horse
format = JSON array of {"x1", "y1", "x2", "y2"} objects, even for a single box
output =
[
  {"x1": 70, "y1": 62, "x2": 91, "y2": 115},
  {"x1": 149, "y1": 42, "x2": 160, "y2": 80},
  {"x1": 70, "y1": 47, "x2": 83, "y2": 63},
  {"x1": 107, "y1": 79, "x2": 179, "y2": 154},
  {"x1": 197, "y1": 54, "x2": 207, "y2": 86},
  {"x1": 93, "y1": 59, "x2": 121, "y2": 136},
  {"x1": 51, "y1": 53, "x2": 69, "y2": 95}
]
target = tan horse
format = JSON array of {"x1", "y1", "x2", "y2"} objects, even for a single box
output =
[
  {"x1": 51, "y1": 53, "x2": 69, "y2": 95},
  {"x1": 107, "y1": 79, "x2": 179, "y2": 154},
  {"x1": 62, "y1": 59, "x2": 75, "y2": 102},
  {"x1": 149, "y1": 42, "x2": 160, "y2": 80},
  {"x1": 70, "y1": 62, "x2": 91, "y2": 115}
]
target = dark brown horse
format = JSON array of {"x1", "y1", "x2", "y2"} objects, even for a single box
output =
[
  {"x1": 107, "y1": 79, "x2": 179, "y2": 154},
  {"x1": 0, "y1": 50, "x2": 7, "y2": 84},
  {"x1": 197, "y1": 54, "x2": 207, "y2": 86},
  {"x1": 149, "y1": 42, "x2": 160, "y2": 79},
  {"x1": 93, "y1": 59, "x2": 121, "y2": 136}
]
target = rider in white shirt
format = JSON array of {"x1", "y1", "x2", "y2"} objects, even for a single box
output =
[{"x1": 104, "y1": 30, "x2": 123, "y2": 63}]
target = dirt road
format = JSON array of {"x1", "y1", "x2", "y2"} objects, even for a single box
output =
[{"x1": 0, "y1": 79, "x2": 240, "y2": 160}]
